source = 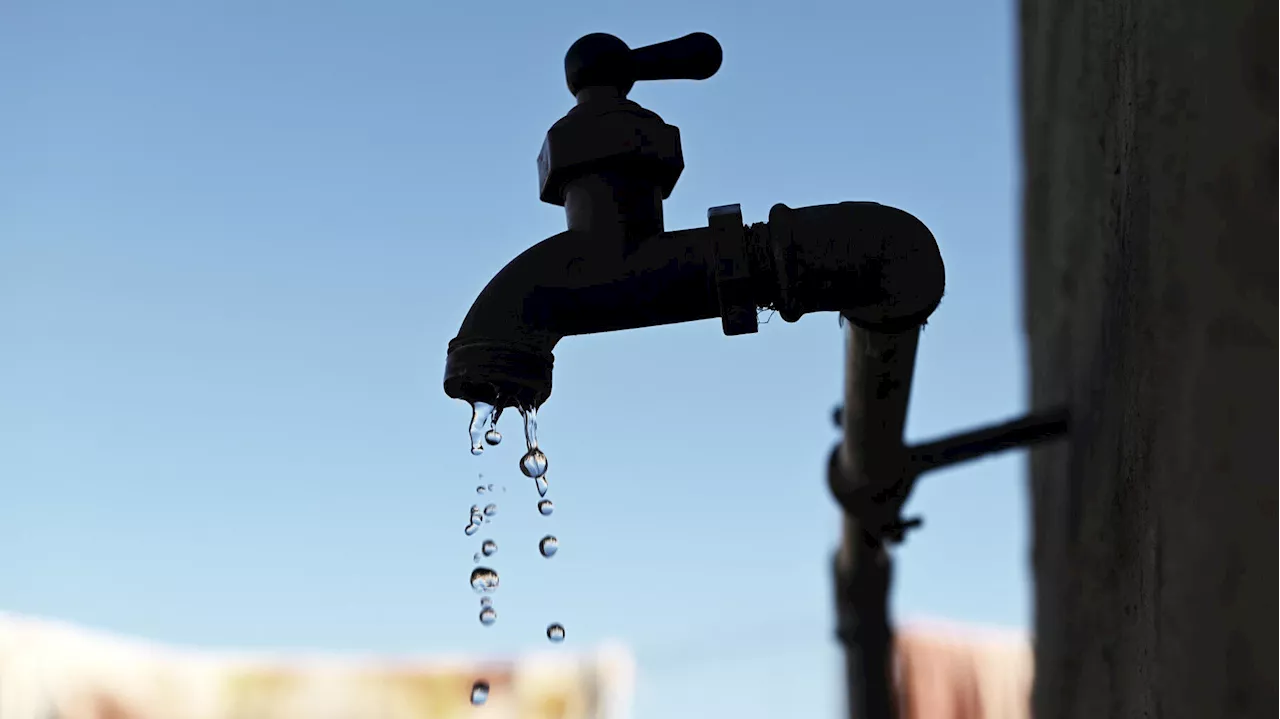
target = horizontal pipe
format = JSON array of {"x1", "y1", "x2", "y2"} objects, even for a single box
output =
[
  {"x1": 908, "y1": 408, "x2": 1071, "y2": 474},
  {"x1": 453, "y1": 226, "x2": 719, "y2": 346}
]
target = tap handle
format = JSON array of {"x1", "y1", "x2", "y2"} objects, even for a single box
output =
[{"x1": 564, "y1": 32, "x2": 723, "y2": 97}]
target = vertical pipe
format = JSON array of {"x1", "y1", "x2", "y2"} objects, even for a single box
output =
[{"x1": 833, "y1": 322, "x2": 921, "y2": 719}]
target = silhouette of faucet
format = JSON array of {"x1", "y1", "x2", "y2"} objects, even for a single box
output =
[
  {"x1": 443, "y1": 32, "x2": 946, "y2": 411},
  {"x1": 442, "y1": 35, "x2": 948, "y2": 715}
]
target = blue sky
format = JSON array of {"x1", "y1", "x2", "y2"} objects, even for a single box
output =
[{"x1": 0, "y1": 1, "x2": 1024, "y2": 716}]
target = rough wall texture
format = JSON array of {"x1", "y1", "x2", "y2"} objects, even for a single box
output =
[{"x1": 1019, "y1": 0, "x2": 1277, "y2": 717}]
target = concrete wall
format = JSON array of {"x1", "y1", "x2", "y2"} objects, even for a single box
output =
[{"x1": 1019, "y1": 0, "x2": 1277, "y2": 717}]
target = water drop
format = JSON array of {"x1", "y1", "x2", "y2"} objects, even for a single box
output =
[
  {"x1": 534, "y1": 475, "x2": 549, "y2": 497},
  {"x1": 539, "y1": 535, "x2": 558, "y2": 558},
  {"x1": 520, "y1": 450, "x2": 548, "y2": 479},
  {"x1": 470, "y1": 567, "x2": 499, "y2": 594},
  {"x1": 485, "y1": 429, "x2": 502, "y2": 446},
  {"x1": 476, "y1": 485, "x2": 486, "y2": 494},
  {"x1": 473, "y1": 552, "x2": 481, "y2": 563},
  {"x1": 479, "y1": 606, "x2": 497, "y2": 626},
  {"x1": 464, "y1": 523, "x2": 480, "y2": 536},
  {"x1": 546, "y1": 623, "x2": 565, "y2": 643},
  {"x1": 483, "y1": 503, "x2": 497, "y2": 517},
  {"x1": 468, "y1": 402, "x2": 495, "y2": 455},
  {"x1": 481, "y1": 539, "x2": 497, "y2": 556},
  {"x1": 470, "y1": 681, "x2": 490, "y2": 705},
  {"x1": 537, "y1": 499, "x2": 554, "y2": 516},
  {"x1": 488, "y1": 484, "x2": 495, "y2": 492},
  {"x1": 480, "y1": 596, "x2": 492, "y2": 607}
]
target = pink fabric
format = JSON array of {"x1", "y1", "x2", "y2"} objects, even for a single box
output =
[{"x1": 895, "y1": 622, "x2": 1033, "y2": 719}]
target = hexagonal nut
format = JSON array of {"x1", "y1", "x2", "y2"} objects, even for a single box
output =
[
  {"x1": 537, "y1": 104, "x2": 684, "y2": 206},
  {"x1": 709, "y1": 204, "x2": 758, "y2": 336}
]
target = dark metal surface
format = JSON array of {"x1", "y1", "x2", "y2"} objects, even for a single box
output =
[
  {"x1": 564, "y1": 32, "x2": 722, "y2": 98},
  {"x1": 909, "y1": 408, "x2": 1071, "y2": 474},
  {"x1": 830, "y1": 324, "x2": 922, "y2": 719},
  {"x1": 444, "y1": 32, "x2": 962, "y2": 719},
  {"x1": 833, "y1": 404, "x2": 1073, "y2": 475}
]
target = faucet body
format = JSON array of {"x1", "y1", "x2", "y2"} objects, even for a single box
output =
[
  {"x1": 445, "y1": 196, "x2": 943, "y2": 408},
  {"x1": 443, "y1": 32, "x2": 949, "y2": 719},
  {"x1": 445, "y1": 32, "x2": 944, "y2": 411}
]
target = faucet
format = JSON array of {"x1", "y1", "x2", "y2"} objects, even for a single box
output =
[
  {"x1": 443, "y1": 31, "x2": 953, "y2": 719},
  {"x1": 443, "y1": 31, "x2": 946, "y2": 412}
]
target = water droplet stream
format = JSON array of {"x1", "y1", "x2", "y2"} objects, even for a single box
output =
[{"x1": 468, "y1": 402, "x2": 495, "y2": 455}]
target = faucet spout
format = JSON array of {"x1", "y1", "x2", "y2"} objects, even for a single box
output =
[{"x1": 443, "y1": 222, "x2": 720, "y2": 409}]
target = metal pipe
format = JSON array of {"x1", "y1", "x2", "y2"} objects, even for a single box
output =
[
  {"x1": 831, "y1": 322, "x2": 921, "y2": 719},
  {"x1": 908, "y1": 408, "x2": 1070, "y2": 474}
]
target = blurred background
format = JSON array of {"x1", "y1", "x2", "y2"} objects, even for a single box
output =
[{"x1": 1, "y1": 1, "x2": 1029, "y2": 717}]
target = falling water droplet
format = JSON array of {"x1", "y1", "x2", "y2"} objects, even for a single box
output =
[
  {"x1": 476, "y1": 485, "x2": 486, "y2": 494},
  {"x1": 470, "y1": 567, "x2": 499, "y2": 594},
  {"x1": 488, "y1": 484, "x2": 495, "y2": 492},
  {"x1": 473, "y1": 552, "x2": 481, "y2": 562},
  {"x1": 485, "y1": 429, "x2": 502, "y2": 446},
  {"x1": 534, "y1": 475, "x2": 549, "y2": 497},
  {"x1": 464, "y1": 523, "x2": 480, "y2": 536},
  {"x1": 537, "y1": 499, "x2": 554, "y2": 516},
  {"x1": 481, "y1": 539, "x2": 497, "y2": 556},
  {"x1": 520, "y1": 450, "x2": 548, "y2": 479},
  {"x1": 469, "y1": 402, "x2": 495, "y2": 455},
  {"x1": 483, "y1": 503, "x2": 497, "y2": 517},
  {"x1": 518, "y1": 405, "x2": 550, "y2": 479},
  {"x1": 470, "y1": 681, "x2": 490, "y2": 705},
  {"x1": 480, "y1": 596, "x2": 492, "y2": 607},
  {"x1": 546, "y1": 623, "x2": 565, "y2": 643},
  {"x1": 539, "y1": 535, "x2": 558, "y2": 558},
  {"x1": 479, "y1": 606, "x2": 497, "y2": 626}
]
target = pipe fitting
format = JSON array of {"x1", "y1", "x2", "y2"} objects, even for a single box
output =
[{"x1": 758, "y1": 202, "x2": 945, "y2": 332}]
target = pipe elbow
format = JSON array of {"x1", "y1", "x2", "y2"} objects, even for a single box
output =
[{"x1": 762, "y1": 202, "x2": 945, "y2": 332}]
